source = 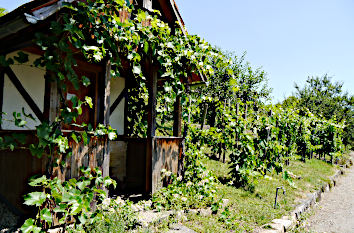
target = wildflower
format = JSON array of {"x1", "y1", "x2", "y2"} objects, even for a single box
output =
[
  {"x1": 144, "y1": 200, "x2": 152, "y2": 209},
  {"x1": 114, "y1": 197, "x2": 125, "y2": 205},
  {"x1": 131, "y1": 204, "x2": 139, "y2": 212},
  {"x1": 165, "y1": 171, "x2": 172, "y2": 177},
  {"x1": 181, "y1": 197, "x2": 188, "y2": 202},
  {"x1": 201, "y1": 171, "x2": 208, "y2": 178},
  {"x1": 102, "y1": 198, "x2": 111, "y2": 208},
  {"x1": 177, "y1": 176, "x2": 183, "y2": 181},
  {"x1": 173, "y1": 194, "x2": 179, "y2": 199}
]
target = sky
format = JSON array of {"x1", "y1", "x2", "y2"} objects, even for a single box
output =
[
  {"x1": 174, "y1": 0, "x2": 354, "y2": 102},
  {"x1": 1, "y1": 0, "x2": 354, "y2": 102}
]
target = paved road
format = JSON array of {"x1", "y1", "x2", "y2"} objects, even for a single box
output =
[{"x1": 304, "y1": 152, "x2": 354, "y2": 233}]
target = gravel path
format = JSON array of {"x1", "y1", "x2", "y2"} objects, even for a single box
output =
[{"x1": 304, "y1": 152, "x2": 354, "y2": 233}]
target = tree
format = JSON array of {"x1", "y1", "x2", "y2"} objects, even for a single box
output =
[
  {"x1": 191, "y1": 50, "x2": 272, "y2": 127},
  {"x1": 293, "y1": 75, "x2": 353, "y2": 146},
  {"x1": 0, "y1": 8, "x2": 7, "y2": 16}
]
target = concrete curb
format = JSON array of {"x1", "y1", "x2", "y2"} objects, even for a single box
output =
[{"x1": 260, "y1": 159, "x2": 352, "y2": 233}]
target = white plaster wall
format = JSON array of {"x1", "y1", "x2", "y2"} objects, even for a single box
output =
[
  {"x1": 109, "y1": 77, "x2": 125, "y2": 135},
  {"x1": 2, "y1": 51, "x2": 45, "y2": 130}
]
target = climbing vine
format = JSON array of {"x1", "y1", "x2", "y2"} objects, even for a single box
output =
[
  {"x1": 0, "y1": 0, "x2": 348, "y2": 231},
  {"x1": 0, "y1": 0, "x2": 225, "y2": 231}
]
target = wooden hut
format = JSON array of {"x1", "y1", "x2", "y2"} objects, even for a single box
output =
[{"x1": 0, "y1": 0, "x2": 203, "y2": 219}]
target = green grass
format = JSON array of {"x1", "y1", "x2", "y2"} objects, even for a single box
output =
[{"x1": 182, "y1": 155, "x2": 337, "y2": 232}]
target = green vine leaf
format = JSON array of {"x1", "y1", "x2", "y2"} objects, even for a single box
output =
[
  {"x1": 132, "y1": 65, "x2": 141, "y2": 75},
  {"x1": 82, "y1": 76, "x2": 91, "y2": 87},
  {"x1": 20, "y1": 218, "x2": 41, "y2": 233},
  {"x1": 24, "y1": 192, "x2": 46, "y2": 207},
  {"x1": 40, "y1": 208, "x2": 53, "y2": 224},
  {"x1": 14, "y1": 51, "x2": 29, "y2": 64},
  {"x1": 28, "y1": 175, "x2": 47, "y2": 187}
]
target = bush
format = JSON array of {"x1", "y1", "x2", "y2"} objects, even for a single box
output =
[
  {"x1": 21, "y1": 167, "x2": 116, "y2": 232},
  {"x1": 86, "y1": 197, "x2": 138, "y2": 232}
]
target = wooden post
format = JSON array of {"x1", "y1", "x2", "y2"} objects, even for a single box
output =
[
  {"x1": 236, "y1": 102, "x2": 239, "y2": 149},
  {"x1": 123, "y1": 76, "x2": 132, "y2": 136},
  {"x1": 145, "y1": 56, "x2": 157, "y2": 193},
  {"x1": 146, "y1": 63, "x2": 157, "y2": 138},
  {"x1": 102, "y1": 60, "x2": 111, "y2": 178},
  {"x1": 48, "y1": 78, "x2": 60, "y2": 123},
  {"x1": 173, "y1": 95, "x2": 182, "y2": 137},
  {"x1": 43, "y1": 72, "x2": 59, "y2": 176},
  {"x1": 103, "y1": 61, "x2": 111, "y2": 126},
  {"x1": 244, "y1": 104, "x2": 248, "y2": 120},
  {"x1": 188, "y1": 95, "x2": 191, "y2": 124},
  {"x1": 200, "y1": 103, "x2": 208, "y2": 130},
  {"x1": 0, "y1": 68, "x2": 4, "y2": 130}
]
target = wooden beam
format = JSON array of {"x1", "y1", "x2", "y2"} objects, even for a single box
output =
[
  {"x1": 146, "y1": 61, "x2": 157, "y2": 138},
  {"x1": 244, "y1": 104, "x2": 248, "y2": 120},
  {"x1": 48, "y1": 79, "x2": 60, "y2": 124},
  {"x1": 109, "y1": 87, "x2": 127, "y2": 116},
  {"x1": 0, "y1": 18, "x2": 50, "y2": 55},
  {"x1": 123, "y1": 81, "x2": 130, "y2": 136},
  {"x1": 200, "y1": 103, "x2": 208, "y2": 130},
  {"x1": 173, "y1": 95, "x2": 182, "y2": 137},
  {"x1": 5, "y1": 67, "x2": 44, "y2": 122},
  {"x1": 103, "y1": 60, "x2": 111, "y2": 126},
  {"x1": 0, "y1": 68, "x2": 4, "y2": 129},
  {"x1": 43, "y1": 72, "x2": 51, "y2": 122},
  {"x1": 102, "y1": 60, "x2": 111, "y2": 178},
  {"x1": 145, "y1": 56, "x2": 158, "y2": 193}
]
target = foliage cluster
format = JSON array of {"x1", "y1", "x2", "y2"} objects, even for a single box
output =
[
  {"x1": 182, "y1": 51, "x2": 347, "y2": 190},
  {"x1": 0, "y1": 7, "x2": 7, "y2": 16},
  {"x1": 189, "y1": 98, "x2": 344, "y2": 188},
  {"x1": 85, "y1": 197, "x2": 138, "y2": 233},
  {"x1": 0, "y1": 0, "x2": 223, "y2": 231},
  {"x1": 21, "y1": 168, "x2": 117, "y2": 233},
  {"x1": 290, "y1": 75, "x2": 354, "y2": 147},
  {"x1": 0, "y1": 0, "x2": 351, "y2": 231}
]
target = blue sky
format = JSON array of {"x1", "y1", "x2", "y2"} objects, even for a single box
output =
[
  {"x1": 175, "y1": 0, "x2": 354, "y2": 102},
  {"x1": 2, "y1": 0, "x2": 354, "y2": 102}
]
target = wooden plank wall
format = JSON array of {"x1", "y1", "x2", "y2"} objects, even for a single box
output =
[
  {"x1": 151, "y1": 137, "x2": 182, "y2": 193},
  {"x1": 0, "y1": 132, "x2": 46, "y2": 214},
  {"x1": 48, "y1": 138, "x2": 109, "y2": 181}
]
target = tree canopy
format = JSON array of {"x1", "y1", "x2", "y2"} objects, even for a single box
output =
[
  {"x1": 0, "y1": 8, "x2": 7, "y2": 17},
  {"x1": 286, "y1": 75, "x2": 353, "y2": 146}
]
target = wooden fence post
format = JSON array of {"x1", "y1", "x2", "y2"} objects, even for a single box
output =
[
  {"x1": 200, "y1": 102, "x2": 208, "y2": 130},
  {"x1": 102, "y1": 60, "x2": 111, "y2": 178},
  {"x1": 145, "y1": 56, "x2": 157, "y2": 193}
]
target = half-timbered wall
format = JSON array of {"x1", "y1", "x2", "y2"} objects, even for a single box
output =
[{"x1": 2, "y1": 51, "x2": 45, "y2": 130}]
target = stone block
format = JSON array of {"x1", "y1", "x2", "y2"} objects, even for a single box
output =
[{"x1": 272, "y1": 218, "x2": 293, "y2": 231}]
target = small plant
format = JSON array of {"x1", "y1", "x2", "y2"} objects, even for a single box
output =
[
  {"x1": 86, "y1": 197, "x2": 138, "y2": 232},
  {"x1": 152, "y1": 138, "x2": 221, "y2": 211},
  {"x1": 21, "y1": 167, "x2": 116, "y2": 232}
]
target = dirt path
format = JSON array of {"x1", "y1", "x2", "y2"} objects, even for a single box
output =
[{"x1": 303, "y1": 152, "x2": 354, "y2": 233}]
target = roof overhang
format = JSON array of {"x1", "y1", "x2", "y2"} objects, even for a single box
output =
[{"x1": 0, "y1": 0, "x2": 205, "y2": 84}]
